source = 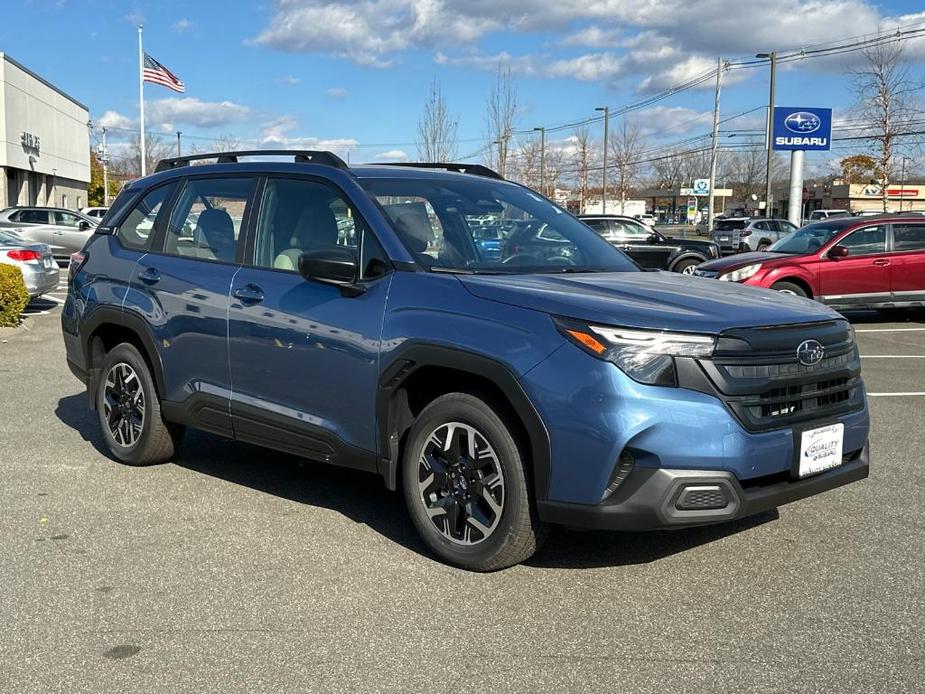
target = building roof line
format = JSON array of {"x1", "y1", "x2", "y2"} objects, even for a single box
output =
[{"x1": 0, "y1": 52, "x2": 89, "y2": 113}]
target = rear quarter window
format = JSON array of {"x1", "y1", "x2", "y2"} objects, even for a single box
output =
[{"x1": 115, "y1": 183, "x2": 176, "y2": 251}]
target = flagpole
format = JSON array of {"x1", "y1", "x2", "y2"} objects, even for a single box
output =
[{"x1": 138, "y1": 24, "x2": 146, "y2": 176}]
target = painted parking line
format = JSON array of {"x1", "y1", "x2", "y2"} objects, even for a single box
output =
[
  {"x1": 855, "y1": 328, "x2": 925, "y2": 333},
  {"x1": 868, "y1": 392, "x2": 925, "y2": 397},
  {"x1": 41, "y1": 295, "x2": 66, "y2": 304}
]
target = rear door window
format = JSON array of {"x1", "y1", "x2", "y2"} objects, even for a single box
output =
[
  {"x1": 18, "y1": 209, "x2": 50, "y2": 224},
  {"x1": 116, "y1": 183, "x2": 176, "y2": 251},
  {"x1": 892, "y1": 223, "x2": 925, "y2": 252},
  {"x1": 164, "y1": 177, "x2": 255, "y2": 263}
]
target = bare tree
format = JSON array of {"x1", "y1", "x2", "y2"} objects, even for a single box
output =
[
  {"x1": 417, "y1": 78, "x2": 459, "y2": 162},
  {"x1": 850, "y1": 39, "x2": 924, "y2": 211},
  {"x1": 609, "y1": 119, "x2": 646, "y2": 214},
  {"x1": 513, "y1": 138, "x2": 543, "y2": 190},
  {"x1": 484, "y1": 65, "x2": 518, "y2": 177},
  {"x1": 110, "y1": 134, "x2": 173, "y2": 179},
  {"x1": 213, "y1": 134, "x2": 244, "y2": 152},
  {"x1": 570, "y1": 125, "x2": 597, "y2": 213}
]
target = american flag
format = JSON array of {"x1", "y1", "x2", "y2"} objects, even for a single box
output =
[{"x1": 143, "y1": 53, "x2": 185, "y2": 93}]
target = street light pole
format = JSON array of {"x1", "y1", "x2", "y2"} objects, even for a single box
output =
[
  {"x1": 899, "y1": 156, "x2": 909, "y2": 212},
  {"x1": 757, "y1": 51, "x2": 776, "y2": 217},
  {"x1": 102, "y1": 127, "x2": 110, "y2": 206},
  {"x1": 596, "y1": 106, "x2": 609, "y2": 213},
  {"x1": 707, "y1": 57, "x2": 723, "y2": 231},
  {"x1": 176, "y1": 131, "x2": 182, "y2": 156},
  {"x1": 534, "y1": 127, "x2": 546, "y2": 196}
]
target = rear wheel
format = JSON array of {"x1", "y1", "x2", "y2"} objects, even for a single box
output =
[
  {"x1": 96, "y1": 343, "x2": 183, "y2": 466},
  {"x1": 402, "y1": 392, "x2": 546, "y2": 571},
  {"x1": 674, "y1": 258, "x2": 701, "y2": 275},
  {"x1": 771, "y1": 281, "x2": 808, "y2": 298},
  {"x1": 757, "y1": 241, "x2": 771, "y2": 251}
]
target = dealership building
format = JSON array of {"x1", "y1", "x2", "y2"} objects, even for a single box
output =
[{"x1": 0, "y1": 53, "x2": 89, "y2": 210}]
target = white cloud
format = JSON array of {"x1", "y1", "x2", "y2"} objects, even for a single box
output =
[
  {"x1": 278, "y1": 75, "x2": 301, "y2": 85},
  {"x1": 259, "y1": 116, "x2": 358, "y2": 155},
  {"x1": 375, "y1": 149, "x2": 409, "y2": 160},
  {"x1": 560, "y1": 26, "x2": 621, "y2": 48},
  {"x1": 98, "y1": 110, "x2": 134, "y2": 131},
  {"x1": 146, "y1": 98, "x2": 251, "y2": 129},
  {"x1": 434, "y1": 50, "x2": 536, "y2": 75},
  {"x1": 172, "y1": 18, "x2": 195, "y2": 33},
  {"x1": 547, "y1": 53, "x2": 623, "y2": 82},
  {"x1": 326, "y1": 86, "x2": 348, "y2": 98}
]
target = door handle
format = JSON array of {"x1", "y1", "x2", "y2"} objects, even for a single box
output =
[
  {"x1": 873, "y1": 259, "x2": 890, "y2": 267},
  {"x1": 232, "y1": 284, "x2": 264, "y2": 304},
  {"x1": 138, "y1": 267, "x2": 160, "y2": 284}
]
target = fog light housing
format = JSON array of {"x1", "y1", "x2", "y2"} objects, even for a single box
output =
[
  {"x1": 675, "y1": 484, "x2": 729, "y2": 511},
  {"x1": 601, "y1": 450, "x2": 635, "y2": 501}
]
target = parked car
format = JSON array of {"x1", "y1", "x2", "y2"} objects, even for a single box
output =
[
  {"x1": 694, "y1": 216, "x2": 925, "y2": 311},
  {"x1": 803, "y1": 209, "x2": 850, "y2": 225},
  {"x1": 80, "y1": 207, "x2": 109, "y2": 220},
  {"x1": 710, "y1": 217, "x2": 799, "y2": 254},
  {"x1": 63, "y1": 151, "x2": 870, "y2": 571},
  {"x1": 0, "y1": 229, "x2": 59, "y2": 298},
  {"x1": 0, "y1": 207, "x2": 97, "y2": 260},
  {"x1": 580, "y1": 215, "x2": 719, "y2": 273},
  {"x1": 634, "y1": 213, "x2": 657, "y2": 227}
]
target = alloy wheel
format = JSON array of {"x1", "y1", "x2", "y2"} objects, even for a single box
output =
[
  {"x1": 102, "y1": 363, "x2": 145, "y2": 447},
  {"x1": 682, "y1": 263, "x2": 698, "y2": 275},
  {"x1": 417, "y1": 422, "x2": 505, "y2": 545}
]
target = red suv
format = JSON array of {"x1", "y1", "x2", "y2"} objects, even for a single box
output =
[{"x1": 694, "y1": 216, "x2": 925, "y2": 310}]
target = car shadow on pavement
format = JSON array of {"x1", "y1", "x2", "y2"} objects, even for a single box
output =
[
  {"x1": 842, "y1": 308, "x2": 925, "y2": 324},
  {"x1": 55, "y1": 392, "x2": 781, "y2": 569}
]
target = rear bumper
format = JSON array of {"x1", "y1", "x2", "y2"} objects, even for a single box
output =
[
  {"x1": 20, "y1": 262, "x2": 60, "y2": 297},
  {"x1": 537, "y1": 443, "x2": 869, "y2": 530}
]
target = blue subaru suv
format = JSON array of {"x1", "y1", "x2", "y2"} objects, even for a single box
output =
[{"x1": 62, "y1": 151, "x2": 870, "y2": 571}]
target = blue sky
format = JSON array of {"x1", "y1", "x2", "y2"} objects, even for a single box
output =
[{"x1": 2, "y1": 0, "x2": 924, "y2": 169}]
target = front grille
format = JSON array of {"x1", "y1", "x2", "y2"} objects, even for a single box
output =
[{"x1": 690, "y1": 320, "x2": 864, "y2": 432}]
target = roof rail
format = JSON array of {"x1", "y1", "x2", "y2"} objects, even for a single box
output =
[
  {"x1": 154, "y1": 150, "x2": 350, "y2": 173},
  {"x1": 374, "y1": 162, "x2": 504, "y2": 180}
]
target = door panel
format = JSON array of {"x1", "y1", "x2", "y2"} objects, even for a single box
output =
[
  {"x1": 891, "y1": 223, "x2": 925, "y2": 301},
  {"x1": 126, "y1": 176, "x2": 256, "y2": 436},
  {"x1": 819, "y1": 224, "x2": 891, "y2": 305},
  {"x1": 228, "y1": 176, "x2": 391, "y2": 467},
  {"x1": 613, "y1": 220, "x2": 668, "y2": 268}
]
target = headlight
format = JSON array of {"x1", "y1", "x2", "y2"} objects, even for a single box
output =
[
  {"x1": 719, "y1": 263, "x2": 761, "y2": 282},
  {"x1": 555, "y1": 318, "x2": 716, "y2": 386}
]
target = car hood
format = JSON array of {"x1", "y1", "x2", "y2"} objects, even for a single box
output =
[
  {"x1": 695, "y1": 251, "x2": 799, "y2": 273},
  {"x1": 459, "y1": 270, "x2": 837, "y2": 334}
]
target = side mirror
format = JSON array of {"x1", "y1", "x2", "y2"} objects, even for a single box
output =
[
  {"x1": 298, "y1": 247, "x2": 364, "y2": 296},
  {"x1": 78, "y1": 220, "x2": 91, "y2": 231},
  {"x1": 828, "y1": 245, "x2": 850, "y2": 259},
  {"x1": 647, "y1": 233, "x2": 659, "y2": 244}
]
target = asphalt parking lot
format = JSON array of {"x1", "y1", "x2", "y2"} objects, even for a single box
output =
[{"x1": 1, "y1": 293, "x2": 923, "y2": 693}]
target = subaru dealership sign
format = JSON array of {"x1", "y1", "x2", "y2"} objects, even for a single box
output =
[{"x1": 772, "y1": 107, "x2": 832, "y2": 151}]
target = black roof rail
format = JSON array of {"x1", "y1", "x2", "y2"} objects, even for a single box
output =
[
  {"x1": 154, "y1": 150, "x2": 350, "y2": 173},
  {"x1": 374, "y1": 162, "x2": 504, "y2": 180}
]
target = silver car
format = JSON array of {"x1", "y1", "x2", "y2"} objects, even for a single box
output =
[
  {"x1": 0, "y1": 229, "x2": 59, "y2": 298},
  {"x1": 710, "y1": 217, "x2": 798, "y2": 254},
  {"x1": 0, "y1": 207, "x2": 97, "y2": 260}
]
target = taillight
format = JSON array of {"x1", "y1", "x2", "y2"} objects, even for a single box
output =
[
  {"x1": 69, "y1": 251, "x2": 88, "y2": 280},
  {"x1": 741, "y1": 229, "x2": 752, "y2": 237},
  {"x1": 7, "y1": 249, "x2": 42, "y2": 262}
]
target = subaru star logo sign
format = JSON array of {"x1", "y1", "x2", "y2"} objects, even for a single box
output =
[
  {"x1": 797, "y1": 339, "x2": 825, "y2": 367},
  {"x1": 773, "y1": 107, "x2": 832, "y2": 151},
  {"x1": 784, "y1": 111, "x2": 821, "y2": 134}
]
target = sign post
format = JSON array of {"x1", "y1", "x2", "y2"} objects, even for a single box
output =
[{"x1": 772, "y1": 107, "x2": 832, "y2": 226}]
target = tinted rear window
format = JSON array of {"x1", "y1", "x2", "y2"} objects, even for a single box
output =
[{"x1": 715, "y1": 220, "x2": 747, "y2": 230}]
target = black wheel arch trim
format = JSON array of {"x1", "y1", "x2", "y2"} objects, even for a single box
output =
[
  {"x1": 79, "y1": 306, "x2": 167, "y2": 407},
  {"x1": 669, "y1": 252, "x2": 707, "y2": 271},
  {"x1": 375, "y1": 343, "x2": 552, "y2": 500}
]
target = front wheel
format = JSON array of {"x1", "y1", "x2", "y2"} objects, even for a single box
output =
[
  {"x1": 674, "y1": 258, "x2": 701, "y2": 275},
  {"x1": 771, "y1": 281, "x2": 808, "y2": 298},
  {"x1": 402, "y1": 392, "x2": 546, "y2": 571},
  {"x1": 96, "y1": 343, "x2": 184, "y2": 466}
]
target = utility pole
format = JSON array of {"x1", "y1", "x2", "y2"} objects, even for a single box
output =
[
  {"x1": 101, "y1": 127, "x2": 110, "y2": 206},
  {"x1": 534, "y1": 127, "x2": 546, "y2": 196},
  {"x1": 899, "y1": 156, "x2": 909, "y2": 212},
  {"x1": 707, "y1": 57, "x2": 723, "y2": 231},
  {"x1": 176, "y1": 131, "x2": 182, "y2": 156},
  {"x1": 596, "y1": 106, "x2": 609, "y2": 214},
  {"x1": 757, "y1": 51, "x2": 777, "y2": 217},
  {"x1": 493, "y1": 134, "x2": 510, "y2": 178}
]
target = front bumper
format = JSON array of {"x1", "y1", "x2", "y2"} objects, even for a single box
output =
[{"x1": 538, "y1": 444, "x2": 869, "y2": 530}]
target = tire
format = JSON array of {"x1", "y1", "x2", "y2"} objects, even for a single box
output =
[
  {"x1": 673, "y1": 258, "x2": 701, "y2": 275},
  {"x1": 771, "y1": 281, "x2": 808, "y2": 298},
  {"x1": 401, "y1": 392, "x2": 546, "y2": 571},
  {"x1": 96, "y1": 343, "x2": 184, "y2": 466},
  {"x1": 757, "y1": 242, "x2": 771, "y2": 251}
]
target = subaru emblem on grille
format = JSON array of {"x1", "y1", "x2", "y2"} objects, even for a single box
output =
[{"x1": 797, "y1": 339, "x2": 825, "y2": 366}]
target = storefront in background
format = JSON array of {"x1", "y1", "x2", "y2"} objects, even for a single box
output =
[{"x1": 0, "y1": 53, "x2": 89, "y2": 210}]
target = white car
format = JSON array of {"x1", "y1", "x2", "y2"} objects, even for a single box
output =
[
  {"x1": 634, "y1": 213, "x2": 657, "y2": 227},
  {"x1": 0, "y1": 229, "x2": 59, "y2": 298},
  {"x1": 802, "y1": 209, "x2": 850, "y2": 225},
  {"x1": 80, "y1": 207, "x2": 109, "y2": 220},
  {"x1": 0, "y1": 207, "x2": 97, "y2": 260}
]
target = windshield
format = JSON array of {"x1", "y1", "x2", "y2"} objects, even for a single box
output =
[
  {"x1": 359, "y1": 177, "x2": 638, "y2": 274},
  {"x1": 768, "y1": 220, "x2": 855, "y2": 254}
]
